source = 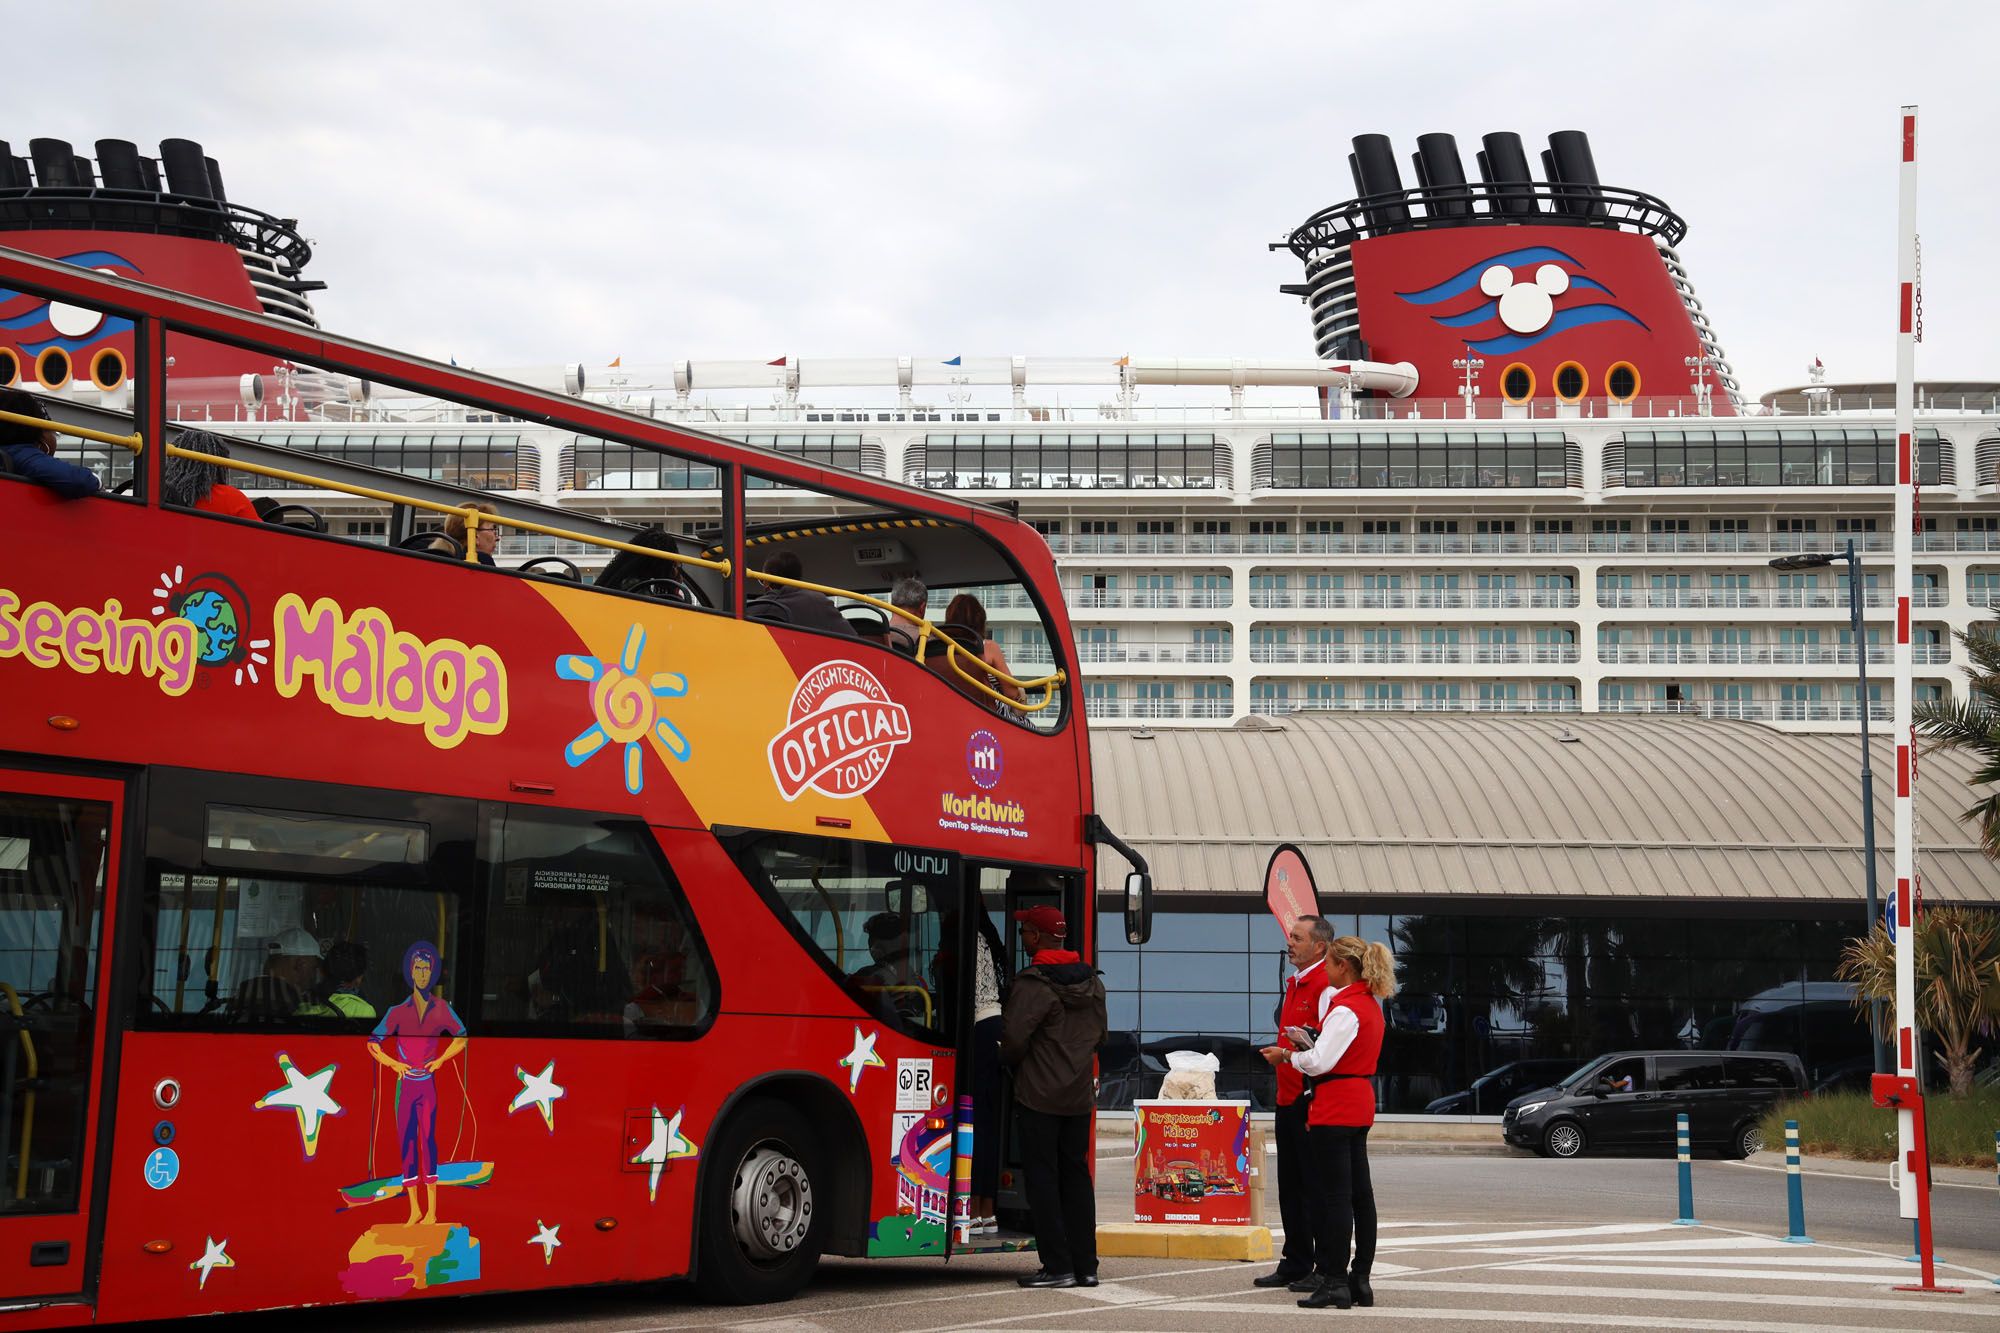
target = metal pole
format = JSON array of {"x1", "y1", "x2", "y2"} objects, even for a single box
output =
[
  {"x1": 1673, "y1": 1112, "x2": 1697, "y2": 1225},
  {"x1": 1847, "y1": 541, "x2": 1889, "y2": 1074},
  {"x1": 1782, "y1": 1119, "x2": 1812, "y2": 1243},
  {"x1": 1890, "y1": 103, "x2": 1921, "y2": 1227}
]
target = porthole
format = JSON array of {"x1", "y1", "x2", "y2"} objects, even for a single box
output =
[
  {"x1": 35, "y1": 346, "x2": 71, "y2": 390},
  {"x1": 90, "y1": 346, "x2": 127, "y2": 391},
  {"x1": 1500, "y1": 362, "x2": 1535, "y2": 404},
  {"x1": 0, "y1": 346, "x2": 19, "y2": 386},
  {"x1": 1606, "y1": 361, "x2": 1639, "y2": 403},
  {"x1": 1553, "y1": 361, "x2": 1587, "y2": 403}
]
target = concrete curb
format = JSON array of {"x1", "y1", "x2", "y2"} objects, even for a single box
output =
[
  {"x1": 1097, "y1": 1222, "x2": 1273, "y2": 1261},
  {"x1": 1745, "y1": 1148, "x2": 1994, "y2": 1188}
]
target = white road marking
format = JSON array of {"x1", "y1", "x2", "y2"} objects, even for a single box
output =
[
  {"x1": 1178, "y1": 1301, "x2": 1890, "y2": 1331},
  {"x1": 1377, "y1": 1221, "x2": 1675, "y2": 1247},
  {"x1": 1550, "y1": 1252, "x2": 1930, "y2": 1268},
  {"x1": 1510, "y1": 1261, "x2": 1965, "y2": 1285},
  {"x1": 1060, "y1": 1282, "x2": 1163, "y2": 1304},
  {"x1": 1728, "y1": 1158, "x2": 1992, "y2": 1191},
  {"x1": 1382, "y1": 1278, "x2": 2000, "y2": 1318},
  {"x1": 1460, "y1": 1235, "x2": 1794, "y2": 1254}
]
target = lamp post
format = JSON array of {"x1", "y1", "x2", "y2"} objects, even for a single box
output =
[
  {"x1": 1684, "y1": 353, "x2": 1715, "y2": 417},
  {"x1": 1770, "y1": 542, "x2": 1889, "y2": 1073},
  {"x1": 1452, "y1": 356, "x2": 1483, "y2": 419}
]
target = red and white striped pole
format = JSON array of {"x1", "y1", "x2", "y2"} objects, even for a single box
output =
[{"x1": 1886, "y1": 104, "x2": 1953, "y2": 1294}]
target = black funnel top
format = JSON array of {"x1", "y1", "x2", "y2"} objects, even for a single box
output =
[
  {"x1": 1349, "y1": 133, "x2": 1410, "y2": 231},
  {"x1": 95, "y1": 139, "x2": 147, "y2": 190},
  {"x1": 28, "y1": 138, "x2": 76, "y2": 187},
  {"x1": 1413, "y1": 132, "x2": 1470, "y2": 219},
  {"x1": 1479, "y1": 132, "x2": 1537, "y2": 216},
  {"x1": 159, "y1": 138, "x2": 213, "y2": 200}
]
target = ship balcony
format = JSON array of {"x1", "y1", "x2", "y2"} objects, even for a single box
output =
[
  {"x1": 1247, "y1": 589, "x2": 1580, "y2": 611},
  {"x1": 1247, "y1": 643, "x2": 1581, "y2": 666},
  {"x1": 1596, "y1": 699, "x2": 1897, "y2": 724},
  {"x1": 1251, "y1": 697, "x2": 1582, "y2": 716},
  {"x1": 1593, "y1": 588, "x2": 1948, "y2": 610},
  {"x1": 1045, "y1": 532, "x2": 2000, "y2": 558},
  {"x1": 1595, "y1": 643, "x2": 1951, "y2": 667},
  {"x1": 1084, "y1": 697, "x2": 1234, "y2": 721}
]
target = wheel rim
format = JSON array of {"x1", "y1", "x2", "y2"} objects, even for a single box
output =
[
  {"x1": 729, "y1": 1141, "x2": 814, "y2": 1261},
  {"x1": 1741, "y1": 1126, "x2": 1765, "y2": 1155},
  {"x1": 1549, "y1": 1124, "x2": 1581, "y2": 1156}
]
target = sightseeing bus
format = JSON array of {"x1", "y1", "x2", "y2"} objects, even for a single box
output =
[{"x1": 0, "y1": 249, "x2": 1151, "y2": 1326}]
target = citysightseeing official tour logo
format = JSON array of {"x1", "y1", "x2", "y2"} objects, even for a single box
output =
[{"x1": 768, "y1": 659, "x2": 911, "y2": 801}]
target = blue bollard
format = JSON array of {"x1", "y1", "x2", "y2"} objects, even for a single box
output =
[
  {"x1": 1781, "y1": 1119, "x2": 1811, "y2": 1243},
  {"x1": 1993, "y1": 1132, "x2": 1999, "y2": 1286},
  {"x1": 1673, "y1": 1112, "x2": 1698, "y2": 1225}
]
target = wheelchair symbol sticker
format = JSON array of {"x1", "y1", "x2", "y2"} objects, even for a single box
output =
[{"x1": 144, "y1": 1146, "x2": 179, "y2": 1190}]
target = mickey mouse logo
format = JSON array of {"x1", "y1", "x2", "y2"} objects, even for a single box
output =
[{"x1": 1480, "y1": 262, "x2": 1570, "y2": 335}]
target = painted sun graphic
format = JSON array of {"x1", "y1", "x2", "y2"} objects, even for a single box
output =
[{"x1": 557, "y1": 624, "x2": 691, "y2": 793}]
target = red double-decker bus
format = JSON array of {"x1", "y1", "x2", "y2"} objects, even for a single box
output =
[{"x1": 0, "y1": 250, "x2": 1151, "y2": 1326}]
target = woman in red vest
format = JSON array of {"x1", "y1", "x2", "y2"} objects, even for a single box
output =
[{"x1": 1281, "y1": 933, "x2": 1397, "y2": 1311}]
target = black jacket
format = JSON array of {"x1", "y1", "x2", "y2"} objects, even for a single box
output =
[
  {"x1": 758, "y1": 587, "x2": 857, "y2": 637},
  {"x1": 1000, "y1": 957, "x2": 1107, "y2": 1115}
]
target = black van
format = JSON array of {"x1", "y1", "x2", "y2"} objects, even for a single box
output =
[{"x1": 1501, "y1": 1049, "x2": 1806, "y2": 1159}]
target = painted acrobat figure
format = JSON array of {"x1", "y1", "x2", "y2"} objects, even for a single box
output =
[{"x1": 366, "y1": 941, "x2": 467, "y2": 1225}]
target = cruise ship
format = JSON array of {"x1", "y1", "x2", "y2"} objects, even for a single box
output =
[{"x1": 3, "y1": 132, "x2": 1994, "y2": 731}]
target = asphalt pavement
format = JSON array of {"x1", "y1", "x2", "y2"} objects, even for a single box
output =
[{"x1": 121, "y1": 1145, "x2": 1998, "y2": 1332}]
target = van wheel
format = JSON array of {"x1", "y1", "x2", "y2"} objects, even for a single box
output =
[
  {"x1": 1542, "y1": 1120, "x2": 1586, "y2": 1159},
  {"x1": 1731, "y1": 1121, "x2": 1766, "y2": 1159},
  {"x1": 695, "y1": 1098, "x2": 827, "y2": 1304}
]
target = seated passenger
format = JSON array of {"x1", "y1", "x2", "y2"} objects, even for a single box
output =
[
  {"x1": 849, "y1": 910, "x2": 930, "y2": 1025},
  {"x1": 623, "y1": 951, "x2": 695, "y2": 1034},
  {"x1": 430, "y1": 501, "x2": 500, "y2": 565},
  {"x1": 297, "y1": 940, "x2": 375, "y2": 1019},
  {"x1": 162, "y1": 428, "x2": 260, "y2": 519},
  {"x1": 750, "y1": 550, "x2": 857, "y2": 636},
  {"x1": 233, "y1": 927, "x2": 322, "y2": 1020},
  {"x1": 0, "y1": 386, "x2": 98, "y2": 499},
  {"x1": 885, "y1": 576, "x2": 928, "y2": 655},
  {"x1": 938, "y1": 593, "x2": 1024, "y2": 704}
]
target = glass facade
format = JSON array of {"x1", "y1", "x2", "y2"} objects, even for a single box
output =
[
  {"x1": 1095, "y1": 905, "x2": 1867, "y2": 1115},
  {"x1": 573, "y1": 433, "x2": 872, "y2": 490},
  {"x1": 1616, "y1": 426, "x2": 1945, "y2": 488},
  {"x1": 245, "y1": 432, "x2": 531, "y2": 490},
  {"x1": 915, "y1": 433, "x2": 1219, "y2": 490},
  {"x1": 1263, "y1": 430, "x2": 1573, "y2": 489}
]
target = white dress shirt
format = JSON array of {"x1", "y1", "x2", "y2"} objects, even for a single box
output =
[{"x1": 1290, "y1": 982, "x2": 1361, "y2": 1078}]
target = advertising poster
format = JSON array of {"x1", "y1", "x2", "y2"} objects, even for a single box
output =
[
  {"x1": 1131, "y1": 1100, "x2": 1252, "y2": 1225},
  {"x1": 1263, "y1": 844, "x2": 1320, "y2": 938}
]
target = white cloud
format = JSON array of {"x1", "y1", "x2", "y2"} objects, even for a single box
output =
[{"x1": 12, "y1": 1, "x2": 1998, "y2": 392}]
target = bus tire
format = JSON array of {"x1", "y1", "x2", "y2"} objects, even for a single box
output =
[{"x1": 695, "y1": 1097, "x2": 828, "y2": 1304}]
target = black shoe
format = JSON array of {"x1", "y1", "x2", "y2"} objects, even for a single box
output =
[
  {"x1": 1076, "y1": 1273, "x2": 1099, "y2": 1288},
  {"x1": 1349, "y1": 1272, "x2": 1374, "y2": 1307},
  {"x1": 1287, "y1": 1276, "x2": 1322, "y2": 1293},
  {"x1": 1297, "y1": 1279, "x2": 1353, "y2": 1310},
  {"x1": 1253, "y1": 1268, "x2": 1307, "y2": 1288},
  {"x1": 1017, "y1": 1269, "x2": 1077, "y2": 1289}
]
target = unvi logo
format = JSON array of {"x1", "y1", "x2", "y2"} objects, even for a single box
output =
[{"x1": 966, "y1": 728, "x2": 1004, "y2": 790}]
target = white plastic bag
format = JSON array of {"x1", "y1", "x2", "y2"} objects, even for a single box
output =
[{"x1": 1158, "y1": 1049, "x2": 1220, "y2": 1100}]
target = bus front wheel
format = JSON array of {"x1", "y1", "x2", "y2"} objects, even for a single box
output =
[{"x1": 695, "y1": 1098, "x2": 828, "y2": 1304}]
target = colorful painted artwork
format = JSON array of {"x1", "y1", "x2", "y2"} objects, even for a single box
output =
[
  {"x1": 508, "y1": 1060, "x2": 566, "y2": 1131},
  {"x1": 838, "y1": 1025, "x2": 884, "y2": 1094},
  {"x1": 557, "y1": 622, "x2": 691, "y2": 794},
  {"x1": 628, "y1": 1104, "x2": 700, "y2": 1203},
  {"x1": 528, "y1": 1221, "x2": 561, "y2": 1266},
  {"x1": 188, "y1": 1235, "x2": 234, "y2": 1290},
  {"x1": 339, "y1": 1222, "x2": 481, "y2": 1298},
  {"x1": 253, "y1": 1052, "x2": 342, "y2": 1159},
  {"x1": 365, "y1": 941, "x2": 468, "y2": 1226}
]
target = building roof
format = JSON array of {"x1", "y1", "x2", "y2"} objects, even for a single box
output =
[{"x1": 1091, "y1": 713, "x2": 1999, "y2": 906}]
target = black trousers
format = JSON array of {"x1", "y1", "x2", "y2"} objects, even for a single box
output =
[
  {"x1": 1274, "y1": 1100, "x2": 1328, "y2": 1274},
  {"x1": 971, "y1": 1015, "x2": 1003, "y2": 1199},
  {"x1": 1016, "y1": 1106, "x2": 1096, "y2": 1277},
  {"x1": 1306, "y1": 1124, "x2": 1376, "y2": 1281}
]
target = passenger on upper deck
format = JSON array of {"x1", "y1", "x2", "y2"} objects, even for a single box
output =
[
  {"x1": 0, "y1": 387, "x2": 99, "y2": 499},
  {"x1": 886, "y1": 576, "x2": 928, "y2": 654},
  {"x1": 429, "y1": 501, "x2": 500, "y2": 565},
  {"x1": 942, "y1": 593, "x2": 1024, "y2": 705},
  {"x1": 162, "y1": 429, "x2": 260, "y2": 520},
  {"x1": 751, "y1": 550, "x2": 857, "y2": 636}
]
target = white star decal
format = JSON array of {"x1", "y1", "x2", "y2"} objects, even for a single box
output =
[
  {"x1": 253, "y1": 1053, "x2": 341, "y2": 1157},
  {"x1": 189, "y1": 1235, "x2": 234, "y2": 1290},
  {"x1": 508, "y1": 1060, "x2": 567, "y2": 1132},
  {"x1": 528, "y1": 1220, "x2": 562, "y2": 1265},
  {"x1": 628, "y1": 1104, "x2": 699, "y2": 1204},
  {"x1": 837, "y1": 1025, "x2": 884, "y2": 1094}
]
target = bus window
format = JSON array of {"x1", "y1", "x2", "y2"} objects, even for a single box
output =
[
  {"x1": 478, "y1": 807, "x2": 714, "y2": 1038},
  {"x1": 139, "y1": 794, "x2": 469, "y2": 1030},
  {"x1": 0, "y1": 790, "x2": 110, "y2": 1214},
  {"x1": 736, "y1": 833, "x2": 961, "y2": 1044}
]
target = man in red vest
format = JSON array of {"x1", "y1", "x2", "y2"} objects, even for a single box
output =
[{"x1": 1254, "y1": 914, "x2": 1333, "y2": 1290}]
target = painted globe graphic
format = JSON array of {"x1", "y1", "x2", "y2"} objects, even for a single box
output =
[{"x1": 179, "y1": 589, "x2": 239, "y2": 666}]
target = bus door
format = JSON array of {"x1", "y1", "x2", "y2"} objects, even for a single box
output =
[
  {"x1": 952, "y1": 863, "x2": 1083, "y2": 1247},
  {"x1": 0, "y1": 769, "x2": 126, "y2": 1306}
]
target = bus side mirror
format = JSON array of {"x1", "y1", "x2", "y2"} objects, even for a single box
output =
[{"x1": 1123, "y1": 871, "x2": 1152, "y2": 946}]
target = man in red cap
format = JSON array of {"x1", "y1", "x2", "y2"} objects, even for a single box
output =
[{"x1": 1000, "y1": 904, "x2": 1106, "y2": 1289}]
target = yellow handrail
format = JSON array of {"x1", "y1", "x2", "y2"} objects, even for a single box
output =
[
  {"x1": 746, "y1": 570, "x2": 1067, "y2": 713},
  {"x1": 0, "y1": 407, "x2": 143, "y2": 452},
  {"x1": 0, "y1": 983, "x2": 37, "y2": 1203},
  {"x1": 858, "y1": 983, "x2": 934, "y2": 1028}
]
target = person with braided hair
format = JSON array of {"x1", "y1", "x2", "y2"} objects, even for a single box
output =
[
  {"x1": 162, "y1": 428, "x2": 259, "y2": 519},
  {"x1": 1278, "y1": 932, "x2": 1397, "y2": 1311}
]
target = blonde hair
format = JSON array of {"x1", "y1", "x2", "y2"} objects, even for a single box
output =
[{"x1": 1327, "y1": 935, "x2": 1398, "y2": 999}]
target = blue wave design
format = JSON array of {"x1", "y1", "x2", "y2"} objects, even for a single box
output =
[
  {"x1": 21, "y1": 318, "x2": 136, "y2": 356},
  {"x1": 1431, "y1": 300, "x2": 1498, "y2": 328},
  {"x1": 0, "y1": 304, "x2": 51, "y2": 331},
  {"x1": 1567, "y1": 275, "x2": 1613, "y2": 296},
  {"x1": 53, "y1": 249, "x2": 139, "y2": 271},
  {"x1": 1394, "y1": 246, "x2": 1582, "y2": 305},
  {"x1": 1464, "y1": 304, "x2": 1650, "y2": 355}
]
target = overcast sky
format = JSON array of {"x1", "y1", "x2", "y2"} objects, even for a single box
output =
[{"x1": 18, "y1": 2, "x2": 1999, "y2": 396}]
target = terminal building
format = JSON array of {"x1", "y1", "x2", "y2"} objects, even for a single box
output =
[{"x1": 4, "y1": 132, "x2": 1997, "y2": 1111}]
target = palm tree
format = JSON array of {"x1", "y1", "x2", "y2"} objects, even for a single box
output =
[
  {"x1": 1836, "y1": 907, "x2": 2000, "y2": 1096},
  {"x1": 1915, "y1": 614, "x2": 2000, "y2": 855}
]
